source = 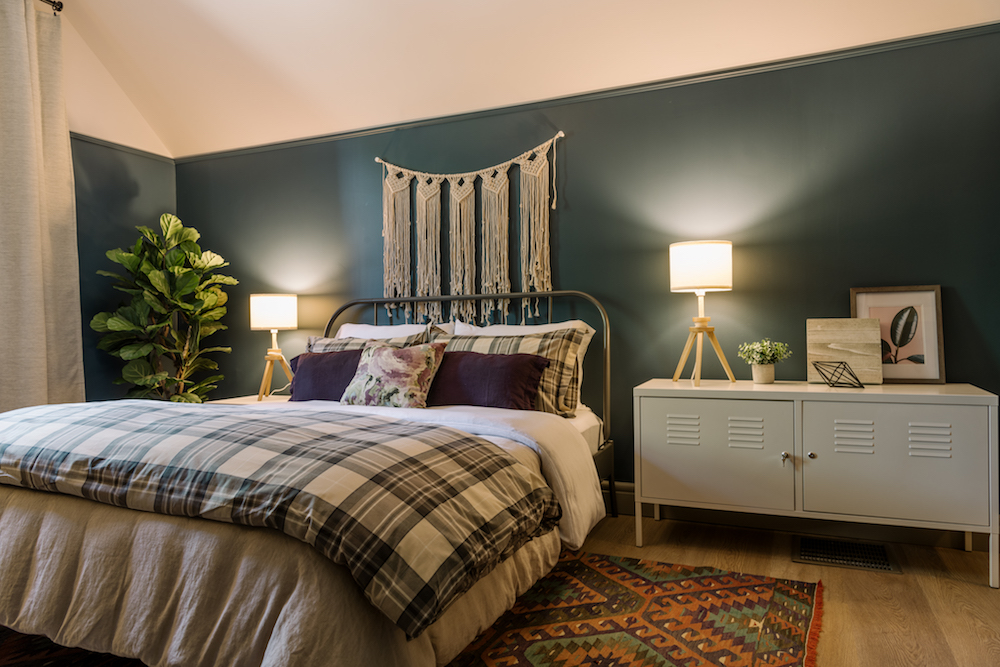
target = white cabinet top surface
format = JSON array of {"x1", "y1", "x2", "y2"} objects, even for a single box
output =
[{"x1": 634, "y1": 379, "x2": 997, "y2": 404}]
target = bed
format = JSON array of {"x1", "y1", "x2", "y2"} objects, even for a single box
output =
[{"x1": 0, "y1": 290, "x2": 611, "y2": 667}]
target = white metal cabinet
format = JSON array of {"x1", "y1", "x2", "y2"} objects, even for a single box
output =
[
  {"x1": 633, "y1": 380, "x2": 999, "y2": 588},
  {"x1": 637, "y1": 397, "x2": 794, "y2": 511},
  {"x1": 802, "y1": 401, "x2": 989, "y2": 526}
]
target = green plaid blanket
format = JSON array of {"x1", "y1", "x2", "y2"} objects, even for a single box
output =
[{"x1": 0, "y1": 400, "x2": 561, "y2": 638}]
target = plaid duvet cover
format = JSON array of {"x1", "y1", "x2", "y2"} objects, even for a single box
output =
[{"x1": 0, "y1": 400, "x2": 561, "y2": 638}]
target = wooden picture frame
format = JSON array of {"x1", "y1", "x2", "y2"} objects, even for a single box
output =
[{"x1": 850, "y1": 285, "x2": 945, "y2": 384}]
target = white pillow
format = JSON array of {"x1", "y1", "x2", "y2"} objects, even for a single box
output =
[
  {"x1": 336, "y1": 321, "x2": 455, "y2": 339},
  {"x1": 453, "y1": 320, "x2": 596, "y2": 406}
]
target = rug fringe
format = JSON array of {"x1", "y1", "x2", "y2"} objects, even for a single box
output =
[{"x1": 805, "y1": 580, "x2": 824, "y2": 667}]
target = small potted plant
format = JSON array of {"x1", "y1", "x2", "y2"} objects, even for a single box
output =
[{"x1": 737, "y1": 338, "x2": 792, "y2": 384}]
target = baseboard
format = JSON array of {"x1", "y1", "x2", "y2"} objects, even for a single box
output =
[{"x1": 602, "y1": 481, "x2": 990, "y2": 552}]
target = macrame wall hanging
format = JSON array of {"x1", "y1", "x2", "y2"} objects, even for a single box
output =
[{"x1": 376, "y1": 131, "x2": 563, "y2": 323}]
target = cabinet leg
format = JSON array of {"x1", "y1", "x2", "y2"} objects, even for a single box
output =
[
  {"x1": 992, "y1": 531, "x2": 998, "y2": 588},
  {"x1": 965, "y1": 531, "x2": 973, "y2": 552},
  {"x1": 654, "y1": 504, "x2": 661, "y2": 521},
  {"x1": 635, "y1": 503, "x2": 643, "y2": 547}
]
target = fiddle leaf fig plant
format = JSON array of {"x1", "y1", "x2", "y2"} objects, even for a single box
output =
[{"x1": 90, "y1": 214, "x2": 238, "y2": 402}]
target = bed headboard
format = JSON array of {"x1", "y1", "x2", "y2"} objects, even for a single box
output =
[{"x1": 323, "y1": 290, "x2": 611, "y2": 443}]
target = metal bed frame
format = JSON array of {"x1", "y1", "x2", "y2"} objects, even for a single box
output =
[{"x1": 324, "y1": 290, "x2": 617, "y2": 516}]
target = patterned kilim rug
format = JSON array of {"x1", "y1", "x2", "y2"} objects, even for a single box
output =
[
  {"x1": 0, "y1": 550, "x2": 822, "y2": 667},
  {"x1": 448, "y1": 549, "x2": 823, "y2": 667}
]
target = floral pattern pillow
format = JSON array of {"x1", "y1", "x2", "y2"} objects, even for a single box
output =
[{"x1": 340, "y1": 341, "x2": 446, "y2": 408}]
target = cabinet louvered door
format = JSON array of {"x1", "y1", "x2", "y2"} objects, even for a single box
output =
[
  {"x1": 637, "y1": 397, "x2": 794, "y2": 511},
  {"x1": 802, "y1": 401, "x2": 990, "y2": 526}
]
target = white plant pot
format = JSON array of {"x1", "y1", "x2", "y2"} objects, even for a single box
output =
[{"x1": 752, "y1": 364, "x2": 775, "y2": 384}]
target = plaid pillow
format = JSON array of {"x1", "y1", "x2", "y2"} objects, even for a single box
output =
[
  {"x1": 433, "y1": 328, "x2": 587, "y2": 417},
  {"x1": 306, "y1": 329, "x2": 428, "y2": 353}
]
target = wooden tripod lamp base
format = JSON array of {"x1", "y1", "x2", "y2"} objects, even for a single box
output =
[
  {"x1": 258, "y1": 348, "x2": 294, "y2": 400},
  {"x1": 671, "y1": 316, "x2": 736, "y2": 387}
]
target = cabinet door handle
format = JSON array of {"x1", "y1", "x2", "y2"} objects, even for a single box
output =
[
  {"x1": 781, "y1": 451, "x2": 790, "y2": 467},
  {"x1": 808, "y1": 452, "x2": 817, "y2": 459}
]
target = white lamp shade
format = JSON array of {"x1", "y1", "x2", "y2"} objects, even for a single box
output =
[
  {"x1": 669, "y1": 240, "x2": 733, "y2": 293},
  {"x1": 249, "y1": 294, "x2": 298, "y2": 330}
]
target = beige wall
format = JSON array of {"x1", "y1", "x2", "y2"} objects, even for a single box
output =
[
  {"x1": 63, "y1": 18, "x2": 169, "y2": 156},
  {"x1": 62, "y1": 0, "x2": 1000, "y2": 159}
]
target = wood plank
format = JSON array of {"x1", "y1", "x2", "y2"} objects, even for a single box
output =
[
  {"x1": 911, "y1": 545, "x2": 1000, "y2": 666},
  {"x1": 806, "y1": 317, "x2": 882, "y2": 384},
  {"x1": 832, "y1": 553, "x2": 958, "y2": 667},
  {"x1": 583, "y1": 515, "x2": 999, "y2": 667}
]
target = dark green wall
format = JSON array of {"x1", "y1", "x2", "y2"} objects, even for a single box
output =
[
  {"x1": 73, "y1": 136, "x2": 176, "y2": 401},
  {"x1": 77, "y1": 28, "x2": 1000, "y2": 482}
]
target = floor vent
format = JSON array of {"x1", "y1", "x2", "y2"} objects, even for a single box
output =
[{"x1": 792, "y1": 536, "x2": 902, "y2": 573}]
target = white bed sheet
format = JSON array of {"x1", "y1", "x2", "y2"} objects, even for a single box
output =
[{"x1": 567, "y1": 404, "x2": 604, "y2": 454}]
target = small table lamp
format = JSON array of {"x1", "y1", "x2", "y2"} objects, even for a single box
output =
[
  {"x1": 669, "y1": 240, "x2": 737, "y2": 386},
  {"x1": 250, "y1": 293, "x2": 297, "y2": 400}
]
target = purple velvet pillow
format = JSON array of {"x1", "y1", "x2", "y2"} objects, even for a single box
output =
[
  {"x1": 289, "y1": 350, "x2": 363, "y2": 401},
  {"x1": 426, "y1": 351, "x2": 550, "y2": 410}
]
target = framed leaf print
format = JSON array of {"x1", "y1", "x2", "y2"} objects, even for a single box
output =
[{"x1": 850, "y1": 285, "x2": 945, "y2": 383}]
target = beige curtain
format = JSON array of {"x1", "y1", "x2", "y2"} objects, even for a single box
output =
[{"x1": 0, "y1": 1, "x2": 84, "y2": 411}]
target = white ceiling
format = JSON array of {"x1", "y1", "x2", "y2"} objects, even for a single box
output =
[{"x1": 61, "y1": 0, "x2": 1000, "y2": 159}]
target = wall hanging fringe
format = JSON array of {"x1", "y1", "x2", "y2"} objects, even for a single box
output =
[
  {"x1": 414, "y1": 176, "x2": 444, "y2": 323},
  {"x1": 381, "y1": 166, "x2": 412, "y2": 317},
  {"x1": 518, "y1": 145, "x2": 552, "y2": 318},
  {"x1": 480, "y1": 166, "x2": 510, "y2": 322},
  {"x1": 448, "y1": 174, "x2": 477, "y2": 323},
  {"x1": 376, "y1": 132, "x2": 562, "y2": 323}
]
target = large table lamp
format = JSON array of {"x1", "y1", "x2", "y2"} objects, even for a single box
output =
[
  {"x1": 669, "y1": 240, "x2": 736, "y2": 386},
  {"x1": 250, "y1": 293, "x2": 297, "y2": 400}
]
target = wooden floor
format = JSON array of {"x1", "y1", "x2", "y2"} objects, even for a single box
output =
[{"x1": 581, "y1": 515, "x2": 1000, "y2": 667}]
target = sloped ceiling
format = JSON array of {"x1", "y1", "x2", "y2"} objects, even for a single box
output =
[{"x1": 62, "y1": 0, "x2": 1000, "y2": 159}]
